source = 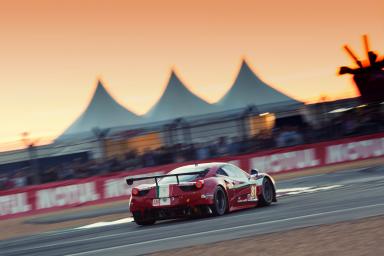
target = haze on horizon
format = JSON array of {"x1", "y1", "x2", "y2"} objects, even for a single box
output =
[{"x1": 0, "y1": 0, "x2": 383, "y2": 144}]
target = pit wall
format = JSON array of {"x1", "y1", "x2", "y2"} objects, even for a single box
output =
[{"x1": 1, "y1": 132, "x2": 383, "y2": 220}]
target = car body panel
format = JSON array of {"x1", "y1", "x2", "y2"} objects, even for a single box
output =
[{"x1": 127, "y1": 162, "x2": 276, "y2": 222}]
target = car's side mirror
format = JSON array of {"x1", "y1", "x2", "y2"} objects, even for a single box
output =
[{"x1": 250, "y1": 169, "x2": 259, "y2": 176}]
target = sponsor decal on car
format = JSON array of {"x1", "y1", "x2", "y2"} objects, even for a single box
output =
[
  {"x1": 201, "y1": 194, "x2": 214, "y2": 199},
  {"x1": 152, "y1": 197, "x2": 171, "y2": 206},
  {"x1": 246, "y1": 194, "x2": 258, "y2": 202},
  {"x1": 157, "y1": 185, "x2": 170, "y2": 198},
  {"x1": 159, "y1": 197, "x2": 171, "y2": 206},
  {"x1": 153, "y1": 185, "x2": 171, "y2": 206}
]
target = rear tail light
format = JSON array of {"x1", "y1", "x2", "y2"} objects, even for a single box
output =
[
  {"x1": 132, "y1": 188, "x2": 139, "y2": 196},
  {"x1": 131, "y1": 188, "x2": 150, "y2": 196},
  {"x1": 195, "y1": 180, "x2": 204, "y2": 189}
]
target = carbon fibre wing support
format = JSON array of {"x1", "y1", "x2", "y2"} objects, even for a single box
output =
[{"x1": 126, "y1": 170, "x2": 208, "y2": 186}]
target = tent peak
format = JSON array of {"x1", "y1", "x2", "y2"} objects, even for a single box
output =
[
  {"x1": 169, "y1": 69, "x2": 183, "y2": 81},
  {"x1": 144, "y1": 69, "x2": 216, "y2": 122},
  {"x1": 94, "y1": 79, "x2": 108, "y2": 93},
  {"x1": 240, "y1": 58, "x2": 251, "y2": 66},
  {"x1": 88, "y1": 79, "x2": 118, "y2": 107},
  {"x1": 56, "y1": 79, "x2": 140, "y2": 140},
  {"x1": 216, "y1": 59, "x2": 302, "y2": 110},
  {"x1": 238, "y1": 59, "x2": 258, "y2": 78},
  {"x1": 164, "y1": 69, "x2": 190, "y2": 93}
]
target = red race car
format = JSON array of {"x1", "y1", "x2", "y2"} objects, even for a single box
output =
[{"x1": 126, "y1": 162, "x2": 277, "y2": 225}]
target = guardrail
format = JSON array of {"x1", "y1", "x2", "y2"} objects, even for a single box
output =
[{"x1": 1, "y1": 132, "x2": 383, "y2": 220}]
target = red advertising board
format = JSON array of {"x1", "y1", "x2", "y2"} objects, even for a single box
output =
[{"x1": 1, "y1": 132, "x2": 383, "y2": 220}]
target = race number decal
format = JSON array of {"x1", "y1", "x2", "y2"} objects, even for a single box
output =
[{"x1": 250, "y1": 185, "x2": 257, "y2": 200}]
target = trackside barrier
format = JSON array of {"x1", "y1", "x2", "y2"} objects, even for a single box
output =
[{"x1": 1, "y1": 132, "x2": 383, "y2": 220}]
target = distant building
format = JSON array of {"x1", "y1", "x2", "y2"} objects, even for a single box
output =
[
  {"x1": 216, "y1": 60, "x2": 302, "y2": 113},
  {"x1": 144, "y1": 71, "x2": 218, "y2": 122},
  {"x1": 56, "y1": 60, "x2": 303, "y2": 142},
  {"x1": 57, "y1": 80, "x2": 140, "y2": 141}
]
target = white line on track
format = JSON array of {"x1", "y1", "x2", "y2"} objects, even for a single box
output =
[
  {"x1": 71, "y1": 185, "x2": 343, "y2": 231},
  {"x1": 57, "y1": 202, "x2": 382, "y2": 255},
  {"x1": 2, "y1": 203, "x2": 272, "y2": 246},
  {"x1": 70, "y1": 185, "x2": 342, "y2": 231},
  {"x1": 75, "y1": 217, "x2": 134, "y2": 229},
  {"x1": 71, "y1": 184, "x2": 344, "y2": 231},
  {"x1": 0, "y1": 183, "x2": 362, "y2": 249},
  {"x1": 276, "y1": 185, "x2": 343, "y2": 196},
  {"x1": 0, "y1": 182, "x2": 361, "y2": 247}
]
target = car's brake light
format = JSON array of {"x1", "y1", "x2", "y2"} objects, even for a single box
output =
[
  {"x1": 132, "y1": 188, "x2": 139, "y2": 196},
  {"x1": 131, "y1": 187, "x2": 150, "y2": 196},
  {"x1": 195, "y1": 180, "x2": 204, "y2": 189}
]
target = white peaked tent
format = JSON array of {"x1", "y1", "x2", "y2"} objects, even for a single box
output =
[
  {"x1": 57, "y1": 80, "x2": 140, "y2": 140},
  {"x1": 144, "y1": 71, "x2": 217, "y2": 122},
  {"x1": 216, "y1": 60, "x2": 302, "y2": 112}
]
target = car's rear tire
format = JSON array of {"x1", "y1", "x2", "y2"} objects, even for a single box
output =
[
  {"x1": 258, "y1": 178, "x2": 274, "y2": 206},
  {"x1": 134, "y1": 218, "x2": 156, "y2": 226},
  {"x1": 132, "y1": 211, "x2": 156, "y2": 226},
  {"x1": 211, "y1": 186, "x2": 227, "y2": 216}
]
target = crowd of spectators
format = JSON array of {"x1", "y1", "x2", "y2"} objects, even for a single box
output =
[
  {"x1": 1, "y1": 105, "x2": 383, "y2": 190},
  {"x1": 0, "y1": 169, "x2": 28, "y2": 190}
]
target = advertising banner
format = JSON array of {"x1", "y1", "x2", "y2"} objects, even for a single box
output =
[{"x1": 1, "y1": 132, "x2": 383, "y2": 219}]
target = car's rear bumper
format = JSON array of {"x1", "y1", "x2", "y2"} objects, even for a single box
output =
[
  {"x1": 130, "y1": 192, "x2": 214, "y2": 219},
  {"x1": 132, "y1": 205, "x2": 212, "y2": 221}
]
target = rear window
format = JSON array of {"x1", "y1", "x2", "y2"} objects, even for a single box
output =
[{"x1": 158, "y1": 166, "x2": 208, "y2": 184}]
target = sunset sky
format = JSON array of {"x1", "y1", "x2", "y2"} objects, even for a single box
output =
[{"x1": 0, "y1": 0, "x2": 383, "y2": 145}]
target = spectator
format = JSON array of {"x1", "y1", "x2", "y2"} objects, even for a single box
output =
[
  {"x1": 216, "y1": 137, "x2": 228, "y2": 156},
  {"x1": 12, "y1": 170, "x2": 27, "y2": 188},
  {"x1": 142, "y1": 149, "x2": 155, "y2": 167},
  {"x1": 342, "y1": 113, "x2": 359, "y2": 135},
  {"x1": 228, "y1": 136, "x2": 241, "y2": 155},
  {"x1": 276, "y1": 126, "x2": 303, "y2": 147},
  {"x1": 254, "y1": 130, "x2": 275, "y2": 150},
  {"x1": 58, "y1": 163, "x2": 75, "y2": 180},
  {"x1": 0, "y1": 173, "x2": 14, "y2": 190},
  {"x1": 182, "y1": 144, "x2": 196, "y2": 161},
  {"x1": 41, "y1": 167, "x2": 58, "y2": 183},
  {"x1": 123, "y1": 150, "x2": 140, "y2": 170},
  {"x1": 196, "y1": 143, "x2": 210, "y2": 160}
]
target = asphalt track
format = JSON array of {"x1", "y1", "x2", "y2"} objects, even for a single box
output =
[{"x1": 1, "y1": 166, "x2": 384, "y2": 256}]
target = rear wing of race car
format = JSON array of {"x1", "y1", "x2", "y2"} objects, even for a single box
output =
[{"x1": 126, "y1": 170, "x2": 208, "y2": 187}]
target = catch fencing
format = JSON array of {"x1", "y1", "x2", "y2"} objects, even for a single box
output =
[{"x1": 1, "y1": 132, "x2": 383, "y2": 220}]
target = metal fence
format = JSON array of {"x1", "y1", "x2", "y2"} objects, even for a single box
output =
[{"x1": 0, "y1": 99, "x2": 383, "y2": 189}]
